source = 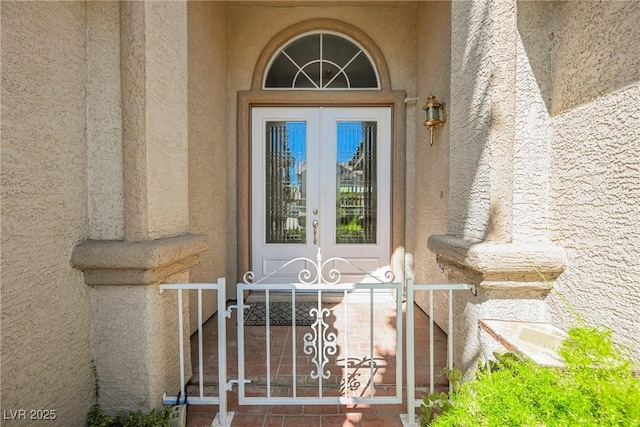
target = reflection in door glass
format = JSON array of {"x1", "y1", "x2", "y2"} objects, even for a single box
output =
[
  {"x1": 265, "y1": 121, "x2": 307, "y2": 244},
  {"x1": 335, "y1": 121, "x2": 377, "y2": 244}
]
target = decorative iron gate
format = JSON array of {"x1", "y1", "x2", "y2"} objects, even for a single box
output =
[
  {"x1": 235, "y1": 249, "x2": 402, "y2": 408},
  {"x1": 160, "y1": 250, "x2": 475, "y2": 427}
]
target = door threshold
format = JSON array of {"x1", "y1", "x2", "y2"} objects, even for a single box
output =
[
  {"x1": 244, "y1": 290, "x2": 395, "y2": 304},
  {"x1": 245, "y1": 291, "x2": 344, "y2": 303}
]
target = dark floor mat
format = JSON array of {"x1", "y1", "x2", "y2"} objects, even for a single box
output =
[{"x1": 243, "y1": 301, "x2": 320, "y2": 326}]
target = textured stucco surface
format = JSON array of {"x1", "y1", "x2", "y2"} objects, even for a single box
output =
[
  {"x1": 454, "y1": 287, "x2": 548, "y2": 372},
  {"x1": 3, "y1": 2, "x2": 639, "y2": 424},
  {"x1": 0, "y1": 2, "x2": 93, "y2": 424},
  {"x1": 145, "y1": 2, "x2": 189, "y2": 240},
  {"x1": 449, "y1": 0, "x2": 512, "y2": 241},
  {"x1": 433, "y1": 0, "x2": 562, "y2": 371},
  {"x1": 549, "y1": 87, "x2": 640, "y2": 360},
  {"x1": 86, "y1": 1, "x2": 124, "y2": 241},
  {"x1": 71, "y1": 234, "x2": 208, "y2": 285},
  {"x1": 92, "y1": 1, "x2": 194, "y2": 411},
  {"x1": 547, "y1": 0, "x2": 640, "y2": 361},
  {"x1": 550, "y1": 1, "x2": 640, "y2": 116},
  {"x1": 411, "y1": 2, "x2": 452, "y2": 312},
  {"x1": 120, "y1": 1, "x2": 189, "y2": 242},
  {"x1": 440, "y1": 0, "x2": 565, "y2": 264},
  {"x1": 438, "y1": 0, "x2": 640, "y2": 369},
  {"x1": 3, "y1": 1, "x2": 198, "y2": 420},
  {"x1": 226, "y1": 3, "x2": 417, "y2": 102},
  {"x1": 91, "y1": 274, "x2": 188, "y2": 412},
  {"x1": 187, "y1": 1, "x2": 228, "y2": 325},
  {"x1": 513, "y1": 1, "x2": 553, "y2": 242}
]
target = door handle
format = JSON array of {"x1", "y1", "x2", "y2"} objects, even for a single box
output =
[{"x1": 313, "y1": 220, "x2": 319, "y2": 245}]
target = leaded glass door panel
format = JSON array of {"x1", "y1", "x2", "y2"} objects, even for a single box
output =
[{"x1": 251, "y1": 107, "x2": 391, "y2": 283}]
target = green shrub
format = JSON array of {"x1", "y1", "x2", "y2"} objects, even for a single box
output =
[
  {"x1": 425, "y1": 326, "x2": 640, "y2": 426},
  {"x1": 87, "y1": 405, "x2": 172, "y2": 427},
  {"x1": 420, "y1": 367, "x2": 463, "y2": 426},
  {"x1": 87, "y1": 360, "x2": 173, "y2": 427}
]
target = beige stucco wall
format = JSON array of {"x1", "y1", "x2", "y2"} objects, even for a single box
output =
[
  {"x1": 187, "y1": 1, "x2": 229, "y2": 327},
  {"x1": 119, "y1": 1, "x2": 189, "y2": 243},
  {"x1": 143, "y1": 2, "x2": 190, "y2": 240},
  {"x1": 546, "y1": 1, "x2": 640, "y2": 361},
  {"x1": 87, "y1": 1, "x2": 124, "y2": 241},
  {"x1": 94, "y1": 1, "x2": 193, "y2": 411},
  {"x1": 411, "y1": 2, "x2": 452, "y2": 320},
  {"x1": 514, "y1": 1, "x2": 553, "y2": 243},
  {"x1": 91, "y1": 275, "x2": 186, "y2": 412},
  {"x1": 412, "y1": 3, "x2": 451, "y2": 277},
  {"x1": 1, "y1": 2, "x2": 93, "y2": 424},
  {"x1": 3, "y1": 0, "x2": 198, "y2": 420},
  {"x1": 226, "y1": 2, "x2": 418, "y2": 283},
  {"x1": 438, "y1": 0, "x2": 640, "y2": 370},
  {"x1": 435, "y1": 0, "x2": 556, "y2": 371},
  {"x1": 448, "y1": 0, "x2": 520, "y2": 243}
]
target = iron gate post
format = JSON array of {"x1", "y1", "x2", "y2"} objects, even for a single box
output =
[{"x1": 213, "y1": 277, "x2": 235, "y2": 426}]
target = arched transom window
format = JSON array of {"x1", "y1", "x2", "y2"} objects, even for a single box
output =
[{"x1": 264, "y1": 32, "x2": 380, "y2": 90}]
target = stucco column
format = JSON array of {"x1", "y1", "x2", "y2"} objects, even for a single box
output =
[
  {"x1": 427, "y1": 0, "x2": 566, "y2": 371},
  {"x1": 72, "y1": 1, "x2": 201, "y2": 413}
]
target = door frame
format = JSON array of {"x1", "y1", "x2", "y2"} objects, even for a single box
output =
[
  {"x1": 250, "y1": 106, "x2": 393, "y2": 282},
  {"x1": 237, "y1": 90, "x2": 407, "y2": 285}
]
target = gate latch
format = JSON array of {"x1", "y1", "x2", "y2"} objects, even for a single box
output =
[
  {"x1": 226, "y1": 379, "x2": 251, "y2": 391},
  {"x1": 225, "y1": 304, "x2": 250, "y2": 318}
]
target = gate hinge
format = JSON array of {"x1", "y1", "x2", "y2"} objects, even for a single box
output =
[
  {"x1": 226, "y1": 379, "x2": 251, "y2": 391},
  {"x1": 225, "y1": 304, "x2": 250, "y2": 318}
]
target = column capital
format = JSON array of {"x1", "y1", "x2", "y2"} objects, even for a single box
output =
[
  {"x1": 71, "y1": 234, "x2": 208, "y2": 286},
  {"x1": 428, "y1": 234, "x2": 566, "y2": 289}
]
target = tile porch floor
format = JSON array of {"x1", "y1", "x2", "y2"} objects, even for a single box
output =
[{"x1": 185, "y1": 293, "x2": 448, "y2": 427}]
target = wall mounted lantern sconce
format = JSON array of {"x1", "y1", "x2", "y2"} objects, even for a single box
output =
[{"x1": 423, "y1": 95, "x2": 446, "y2": 146}]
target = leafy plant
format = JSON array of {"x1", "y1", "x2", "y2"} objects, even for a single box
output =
[
  {"x1": 424, "y1": 327, "x2": 640, "y2": 426},
  {"x1": 337, "y1": 216, "x2": 363, "y2": 233},
  {"x1": 420, "y1": 367, "x2": 462, "y2": 425},
  {"x1": 87, "y1": 359, "x2": 173, "y2": 427},
  {"x1": 337, "y1": 216, "x2": 368, "y2": 243},
  {"x1": 87, "y1": 406, "x2": 172, "y2": 427}
]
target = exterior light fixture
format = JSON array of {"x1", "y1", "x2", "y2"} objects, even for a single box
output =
[{"x1": 423, "y1": 95, "x2": 446, "y2": 146}]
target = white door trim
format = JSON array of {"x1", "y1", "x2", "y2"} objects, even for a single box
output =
[{"x1": 251, "y1": 106, "x2": 392, "y2": 283}]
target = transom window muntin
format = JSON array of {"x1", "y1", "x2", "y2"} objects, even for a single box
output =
[{"x1": 263, "y1": 31, "x2": 380, "y2": 90}]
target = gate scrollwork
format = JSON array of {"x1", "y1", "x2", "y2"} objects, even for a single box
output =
[
  {"x1": 243, "y1": 248, "x2": 395, "y2": 286},
  {"x1": 303, "y1": 307, "x2": 338, "y2": 380}
]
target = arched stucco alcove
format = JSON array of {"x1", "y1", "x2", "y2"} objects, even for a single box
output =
[{"x1": 235, "y1": 18, "x2": 407, "y2": 284}]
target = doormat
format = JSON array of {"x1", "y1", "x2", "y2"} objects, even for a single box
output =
[{"x1": 243, "y1": 302, "x2": 320, "y2": 326}]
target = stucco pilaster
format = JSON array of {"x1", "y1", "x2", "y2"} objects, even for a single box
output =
[
  {"x1": 120, "y1": 1, "x2": 189, "y2": 242},
  {"x1": 432, "y1": 0, "x2": 565, "y2": 287},
  {"x1": 429, "y1": 0, "x2": 566, "y2": 372},
  {"x1": 90, "y1": 275, "x2": 190, "y2": 413},
  {"x1": 74, "y1": 1, "x2": 193, "y2": 413},
  {"x1": 120, "y1": 1, "x2": 150, "y2": 242},
  {"x1": 87, "y1": 1, "x2": 124, "y2": 240},
  {"x1": 447, "y1": 0, "x2": 517, "y2": 242},
  {"x1": 72, "y1": 233, "x2": 203, "y2": 412}
]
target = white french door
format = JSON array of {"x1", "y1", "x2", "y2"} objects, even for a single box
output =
[{"x1": 251, "y1": 107, "x2": 391, "y2": 283}]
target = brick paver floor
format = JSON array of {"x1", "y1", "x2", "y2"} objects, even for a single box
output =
[{"x1": 184, "y1": 292, "x2": 447, "y2": 426}]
